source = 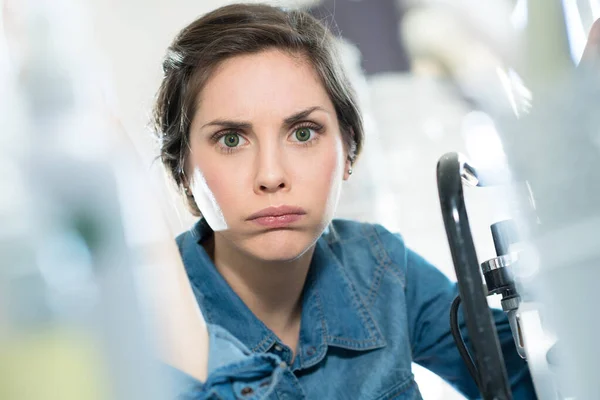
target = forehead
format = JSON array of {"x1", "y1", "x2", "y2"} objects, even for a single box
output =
[{"x1": 195, "y1": 49, "x2": 334, "y2": 120}]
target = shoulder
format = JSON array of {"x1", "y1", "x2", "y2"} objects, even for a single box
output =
[
  {"x1": 324, "y1": 218, "x2": 402, "y2": 243},
  {"x1": 323, "y1": 219, "x2": 409, "y2": 289},
  {"x1": 325, "y1": 219, "x2": 407, "y2": 256}
]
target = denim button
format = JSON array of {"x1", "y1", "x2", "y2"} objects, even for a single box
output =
[
  {"x1": 306, "y1": 346, "x2": 316, "y2": 356},
  {"x1": 240, "y1": 386, "x2": 254, "y2": 396},
  {"x1": 274, "y1": 344, "x2": 283, "y2": 352}
]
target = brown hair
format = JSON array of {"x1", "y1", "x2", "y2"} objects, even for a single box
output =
[{"x1": 153, "y1": 3, "x2": 364, "y2": 216}]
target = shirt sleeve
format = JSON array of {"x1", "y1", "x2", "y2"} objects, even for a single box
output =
[
  {"x1": 389, "y1": 231, "x2": 536, "y2": 399},
  {"x1": 164, "y1": 324, "x2": 285, "y2": 400}
]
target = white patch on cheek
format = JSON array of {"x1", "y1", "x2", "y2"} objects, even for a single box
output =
[
  {"x1": 323, "y1": 140, "x2": 346, "y2": 217},
  {"x1": 190, "y1": 168, "x2": 228, "y2": 231}
]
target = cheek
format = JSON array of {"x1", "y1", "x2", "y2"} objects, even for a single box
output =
[
  {"x1": 199, "y1": 160, "x2": 248, "y2": 209},
  {"x1": 295, "y1": 141, "x2": 345, "y2": 201}
]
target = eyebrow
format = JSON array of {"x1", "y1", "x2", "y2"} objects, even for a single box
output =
[{"x1": 201, "y1": 106, "x2": 328, "y2": 130}]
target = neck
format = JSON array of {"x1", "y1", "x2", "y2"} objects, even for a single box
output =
[{"x1": 207, "y1": 233, "x2": 313, "y2": 350}]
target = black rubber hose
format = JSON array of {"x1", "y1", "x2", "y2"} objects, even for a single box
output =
[{"x1": 450, "y1": 295, "x2": 481, "y2": 390}]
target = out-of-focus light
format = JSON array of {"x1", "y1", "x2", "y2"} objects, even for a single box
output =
[
  {"x1": 36, "y1": 232, "x2": 99, "y2": 315},
  {"x1": 496, "y1": 67, "x2": 532, "y2": 118},
  {"x1": 508, "y1": 69, "x2": 532, "y2": 103},
  {"x1": 511, "y1": 0, "x2": 528, "y2": 31},
  {"x1": 497, "y1": 68, "x2": 519, "y2": 118},
  {"x1": 422, "y1": 119, "x2": 445, "y2": 141},
  {"x1": 563, "y1": 0, "x2": 588, "y2": 64},
  {"x1": 36, "y1": 232, "x2": 94, "y2": 291},
  {"x1": 590, "y1": 0, "x2": 600, "y2": 20},
  {"x1": 510, "y1": 0, "x2": 588, "y2": 67},
  {"x1": 462, "y1": 111, "x2": 507, "y2": 172}
]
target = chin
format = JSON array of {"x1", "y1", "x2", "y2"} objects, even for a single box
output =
[{"x1": 245, "y1": 229, "x2": 316, "y2": 262}]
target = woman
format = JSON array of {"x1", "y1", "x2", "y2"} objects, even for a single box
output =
[{"x1": 152, "y1": 3, "x2": 535, "y2": 399}]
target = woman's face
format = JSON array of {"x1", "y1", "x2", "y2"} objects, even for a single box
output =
[{"x1": 187, "y1": 49, "x2": 350, "y2": 262}]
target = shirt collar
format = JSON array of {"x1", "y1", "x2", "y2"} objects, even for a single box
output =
[{"x1": 181, "y1": 219, "x2": 386, "y2": 361}]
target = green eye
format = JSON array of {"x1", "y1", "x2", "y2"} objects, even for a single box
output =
[
  {"x1": 223, "y1": 133, "x2": 240, "y2": 147},
  {"x1": 295, "y1": 127, "x2": 312, "y2": 142}
]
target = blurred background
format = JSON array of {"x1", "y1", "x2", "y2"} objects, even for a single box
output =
[{"x1": 3, "y1": 0, "x2": 600, "y2": 398}]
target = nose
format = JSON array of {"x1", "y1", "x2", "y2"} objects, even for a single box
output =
[{"x1": 253, "y1": 141, "x2": 289, "y2": 194}]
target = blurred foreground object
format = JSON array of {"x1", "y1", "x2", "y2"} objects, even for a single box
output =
[
  {"x1": 406, "y1": 1, "x2": 600, "y2": 399},
  {"x1": 0, "y1": 0, "x2": 207, "y2": 398}
]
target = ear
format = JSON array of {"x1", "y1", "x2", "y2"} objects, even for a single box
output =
[
  {"x1": 179, "y1": 152, "x2": 194, "y2": 191},
  {"x1": 180, "y1": 168, "x2": 192, "y2": 195},
  {"x1": 343, "y1": 131, "x2": 357, "y2": 181},
  {"x1": 343, "y1": 158, "x2": 352, "y2": 181}
]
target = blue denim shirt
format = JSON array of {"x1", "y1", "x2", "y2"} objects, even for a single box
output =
[{"x1": 175, "y1": 219, "x2": 535, "y2": 399}]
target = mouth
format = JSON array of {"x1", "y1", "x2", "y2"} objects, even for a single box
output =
[{"x1": 247, "y1": 205, "x2": 306, "y2": 228}]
